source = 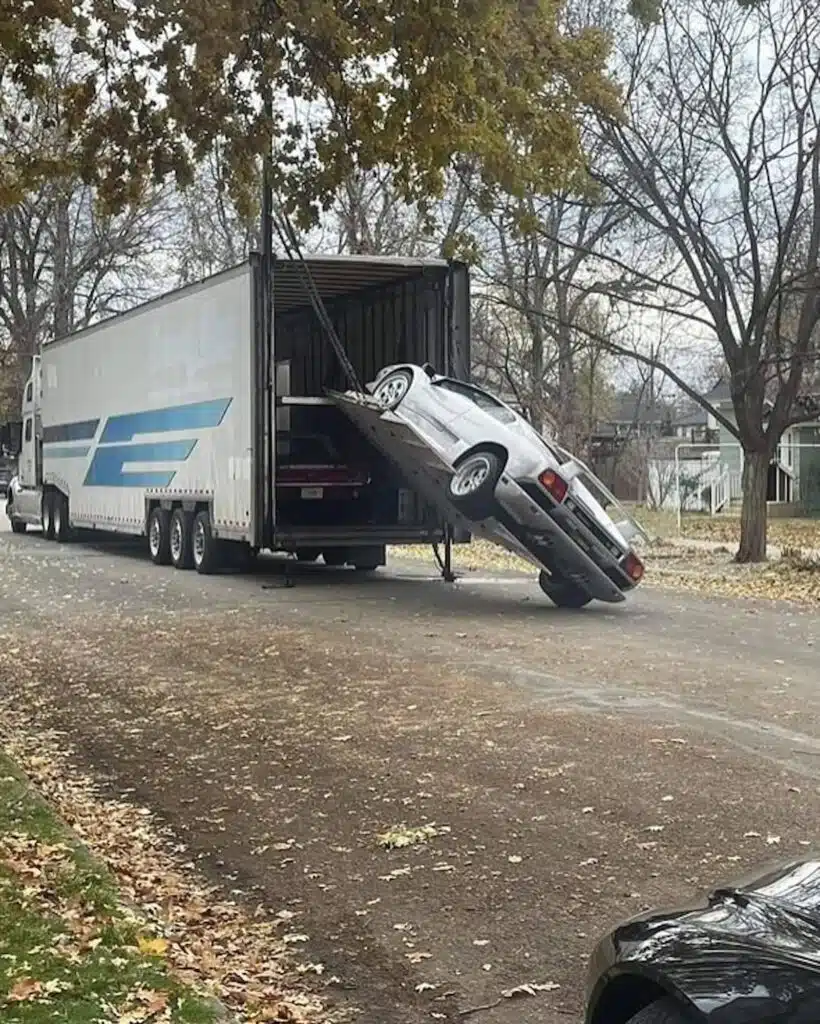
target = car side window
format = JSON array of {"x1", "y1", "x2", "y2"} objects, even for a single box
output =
[
  {"x1": 434, "y1": 380, "x2": 517, "y2": 423},
  {"x1": 24, "y1": 417, "x2": 32, "y2": 442}
]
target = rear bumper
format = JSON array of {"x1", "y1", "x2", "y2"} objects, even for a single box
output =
[{"x1": 492, "y1": 476, "x2": 632, "y2": 603}]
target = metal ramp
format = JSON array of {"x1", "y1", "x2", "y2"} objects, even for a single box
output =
[{"x1": 329, "y1": 390, "x2": 538, "y2": 566}]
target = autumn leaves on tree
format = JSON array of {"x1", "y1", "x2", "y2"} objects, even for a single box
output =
[{"x1": 0, "y1": 0, "x2": 620, "y2": 221}]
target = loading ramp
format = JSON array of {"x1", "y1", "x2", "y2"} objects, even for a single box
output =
[{"x1": 329, "y1": 389, "x2": 535, "y2": 567}]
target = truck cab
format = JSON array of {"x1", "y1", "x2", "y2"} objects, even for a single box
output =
[{"x1": 6, "y1": 357, "x2": 44, "y2": 534}]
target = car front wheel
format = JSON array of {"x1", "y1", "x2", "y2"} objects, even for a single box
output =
[
  {"x1": 624, "y1": 998, "x2": 697, "y2": 1024},
  {"x1": 538, "y1": 570, "x2": 591, "y2": 608}
]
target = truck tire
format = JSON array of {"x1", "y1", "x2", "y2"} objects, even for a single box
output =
[
  {"x1": 169, "y1": 508, "x2": 194, "y2": 570},
  {"x1": 295, "y1": 548, "x2": 321, "y2": 563},
  {"x1": 11, "y1": 517, "x2": 27, "y2": 535},
  {"x1": 192, "y1": 510, "x2": 222, "y2": 575},
  {"x1": 147, "y1": 507, "x2": 172, "y2": 566},
  {"x1": 53, "y1": 492, "x2": 71, "y2": 543},
  {"x1": 41, "y1": 492, "x2": 55, "y2": 540},
  {"x1": 448, "y1": 449, "x2": 503, "y2": 520}
]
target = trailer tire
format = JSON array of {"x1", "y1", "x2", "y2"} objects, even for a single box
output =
[
  {"x1": 41, "y1": 492, "x2": 55, "y2": 540},
  {"x1": 169, "y1": 508, "x2": 194, "y2": 570},
  {"x1": 148, "y1": 507, "x2": 172, "y2": 565},
  {"x1": 192, "y1": 510, "x2": 222, "y2": 575},
  {"x1": 54, "y1": 492, "x2": 71, "y2": 543}
]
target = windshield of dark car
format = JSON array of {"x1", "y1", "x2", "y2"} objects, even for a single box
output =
[{"x1": 433, "y1": 379, "x2": 518, "y2": 424}]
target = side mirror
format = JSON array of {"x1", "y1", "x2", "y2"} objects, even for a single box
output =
[{"x1": 422, "y1": 363, "x2": 436, "y2": 379}]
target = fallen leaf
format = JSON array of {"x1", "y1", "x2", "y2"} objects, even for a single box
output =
[
  {"x1": 136, "y1": 936, "x2": 169, "y2": 957},
  {"x1": 7, "y1": 978, "x2": 42, "y2": 1002}
]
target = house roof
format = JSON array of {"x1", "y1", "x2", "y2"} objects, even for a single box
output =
[{"x1": 609, "y1": 392, "x2": 676, "y2": 425}]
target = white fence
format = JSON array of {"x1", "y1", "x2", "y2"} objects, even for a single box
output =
[{"x1": 655, "y1": 441, "x2": 820, "y2": 534}]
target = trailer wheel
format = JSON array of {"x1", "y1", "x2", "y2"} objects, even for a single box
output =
[
  {"x1": 169, "y1": 508, "x2": 194, "y2": 570},
  {"x1": 41, "y1": 492, "x2": 55, "y2": 540},
  {"x1": 192, "y1": 510, "x2": 222, "y2": 575},
  {"x1": 54, "y1": 492, "x2": 71, "y2": 543},
  {"x1": 148, "y1": 507, "x2": 172, "y2": 565}
]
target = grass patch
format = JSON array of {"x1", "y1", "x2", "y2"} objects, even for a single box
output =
[{"x1": 0, "y1": 752, "x2": 219, "y2": 1024}]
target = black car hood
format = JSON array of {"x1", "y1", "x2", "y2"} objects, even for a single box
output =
[{"x1": 588, "y1": 859, "x2": 820, "y2": 1023}]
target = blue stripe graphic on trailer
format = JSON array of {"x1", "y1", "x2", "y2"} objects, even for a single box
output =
[
  {"x1": 44, "y1": 446, "x2": 91, "y2": 459},
  {"x1": 42, "y1": 419, "x2": 99, "y2": 444},
  {"x1": 100, "y1": 399, "x2": 232, "y2": 444},
  {"x1": 84, "y1": 440, "x2": 198, "y2": 488}
]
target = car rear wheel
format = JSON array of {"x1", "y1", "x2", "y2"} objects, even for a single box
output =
[
  {"x1": 624, "y1": 998, "x2": 697, "y2": 1024},
  {"x1": 448, "y1": 450, "x2": 503, "y2": 520},
  {"x1": 373, "y1": 369, "x2": 412, "y2": 410},
  {"x1": 538, "y1": 570, "x2": 591, "y2": 609}
]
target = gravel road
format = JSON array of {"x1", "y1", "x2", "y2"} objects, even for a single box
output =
[{"x1": 1, "y1": 513, "x2": 819, "y2": 1024}]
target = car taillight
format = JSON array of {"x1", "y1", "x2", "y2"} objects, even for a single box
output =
[
  {"x1": 539, "y1": 468, "x2": 568, "y2": 503},
  {"x1": 623, "y1": 551, "x2": 644, "y2": 582}
]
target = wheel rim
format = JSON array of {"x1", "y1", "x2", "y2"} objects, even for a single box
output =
[
  {"x1": 149, "y1": 515, "x2": 161, "y2": 556},
  {"x1": 375, "y1": 373, "x2": 409, "y2": 408},
  {"x1": 452, "y1": 454, "x2": 491, "y2": 497},
  {"x1": 193, "y1": 519, "x2": 206, "y2": 565},
  {"x1": 170, "y1": 518, "x2": 183, "y2": 561}
]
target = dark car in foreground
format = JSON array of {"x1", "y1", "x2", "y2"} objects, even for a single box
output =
[{"x1": 586, "y1": 859, "x2": 820, "y2": 1024}]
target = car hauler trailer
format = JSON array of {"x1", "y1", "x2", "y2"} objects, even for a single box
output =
[{"x1": 5, "y1": 253, "x2": 471, "y2": 571}]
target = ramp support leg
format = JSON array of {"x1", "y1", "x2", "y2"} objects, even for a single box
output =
[{"x1": 441, "y1": 525, "x2": 456, "y2": 583}]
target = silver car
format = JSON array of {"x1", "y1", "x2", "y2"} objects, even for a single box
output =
[{"x1": 367, "y1": 364, "x2": 647, "y2": 607}]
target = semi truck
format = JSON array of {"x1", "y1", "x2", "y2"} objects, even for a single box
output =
[{"x1": 4, "y1": 253, "x2": 471, "y2": 572}]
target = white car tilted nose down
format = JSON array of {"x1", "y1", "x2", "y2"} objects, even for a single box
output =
[{"x1": 349, "y1": 363, "x2": 647, "y2": 608}]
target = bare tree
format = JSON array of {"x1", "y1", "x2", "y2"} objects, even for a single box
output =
[
  {"x1": 586, "y1": 0, "x2": 820, "y2": 561},
  {"x1": 174, "y1": 149, "x2": 258, "y2": 285},
  {"x1": 0, "y1": 57, "x2": 173, "y2": 417}
]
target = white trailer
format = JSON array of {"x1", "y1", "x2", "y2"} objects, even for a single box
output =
[{"x1": 6, "y1": 254, "x2": 471, "y2": 571}]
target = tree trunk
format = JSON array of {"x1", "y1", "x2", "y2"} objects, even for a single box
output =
[{"x1": 736, "y1": 449, "x2": 769, "y2": 563}]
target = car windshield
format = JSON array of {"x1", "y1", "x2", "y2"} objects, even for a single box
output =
[{"x1": 434, "y1": 379, "x2": 518, "y2": 424}]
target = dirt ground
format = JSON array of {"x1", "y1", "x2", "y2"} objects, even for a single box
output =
[{"x1": 2, "y1": 520, "x2": 820, "y2": 1023}]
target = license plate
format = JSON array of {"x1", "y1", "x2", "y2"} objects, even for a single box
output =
[{"x1": 300, "y1": 487, "x2": 324, "y2": 499}]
